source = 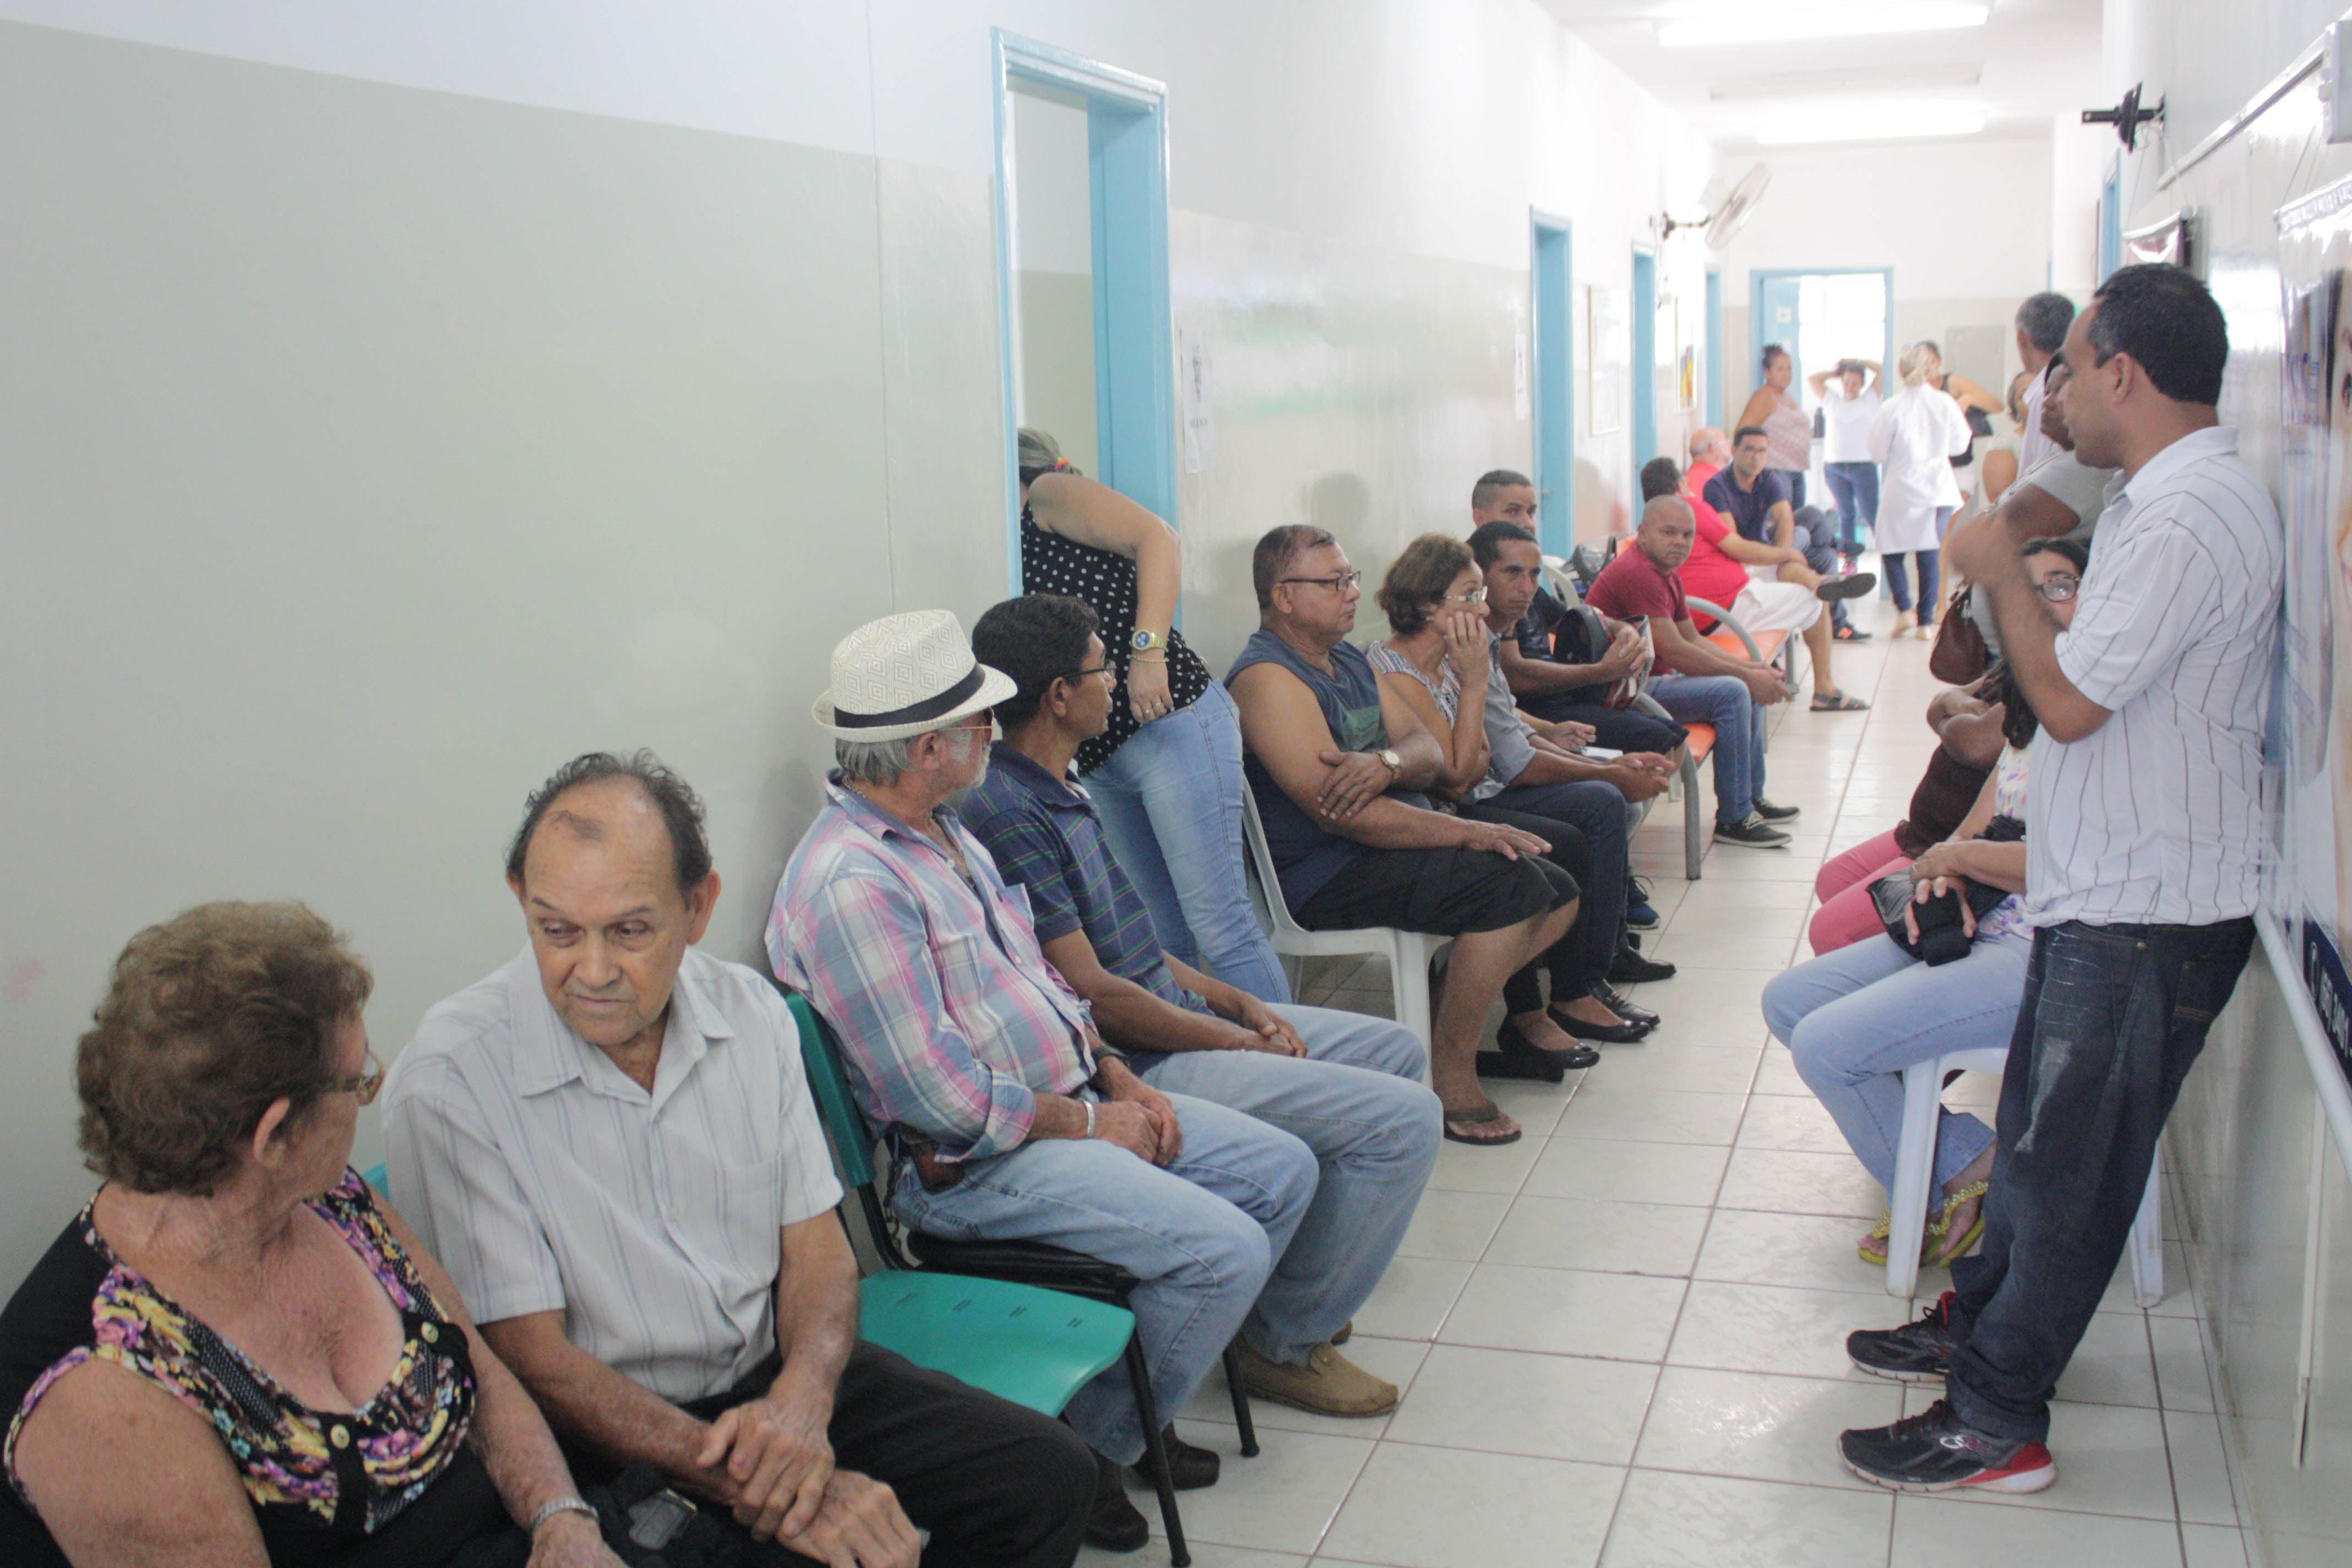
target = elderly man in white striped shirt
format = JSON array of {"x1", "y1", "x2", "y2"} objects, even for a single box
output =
[
  {"x1": 1837, "y1": 265, "x2": 2281, "y2": 1496},
  {"x1": 384, "y1": 751, "x2": 1096, "y2": 1568}
]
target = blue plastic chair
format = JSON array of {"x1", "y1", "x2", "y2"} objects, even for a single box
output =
[{"x1": 783, "y1": 992, "x2": 1256, "y2": 1567}]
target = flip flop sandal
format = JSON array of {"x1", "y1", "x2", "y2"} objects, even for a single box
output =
[
  {"x1": 1442, "y1": 1101, "x2": 1523, "y2": 1146},
  {"x1": 1858, "y1": 1209, "x2": 1894, "y2": 1264},
  {"x1": 1926, "y1": 1180, "x2": 1991, "y2": 1267},
  {"x1": 1810, "y1": 691, "x2": 1870, "y2": 712}
]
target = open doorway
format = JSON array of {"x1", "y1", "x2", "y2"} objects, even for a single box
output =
[
  {"x1": 1749, "y1": 268, "x2": 1893, "y2": 497},
  {"x1": 992, "y1": 32, "x2": 1175, "y2": 587}
]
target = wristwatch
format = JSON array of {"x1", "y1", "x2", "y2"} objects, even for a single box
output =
[
  {"x1": 1377, "y1": 748, "x2": 1402, "y2": 776},
  {"x1": 1131, "y1": 627, "x2": 1166, "y2": 654}
]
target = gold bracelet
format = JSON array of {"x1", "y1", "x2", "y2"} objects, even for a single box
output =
[{"x1": 1130, "y1": 652, "x2": 1168, "y2": 663}]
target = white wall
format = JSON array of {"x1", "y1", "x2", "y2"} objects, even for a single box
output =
[{"x1": 0, "y1": 1, "x2": 1717, "y2": 1287}]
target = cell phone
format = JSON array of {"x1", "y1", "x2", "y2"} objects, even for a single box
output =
[
  {"x1": 627, "y1": 1488, "x2": 697, "y2": 1550},
  {"x1": 1580, "y1": 745, "x2": 1624, "y2": 760}
]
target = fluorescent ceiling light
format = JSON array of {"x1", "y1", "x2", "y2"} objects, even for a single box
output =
[
  {"x1": 1708, "y1": 64, "x2": 1982, "y2": 101},
  {"x1": 1755, "y1": 110, "x2": 1988, "y2": 144},
  {"x1": 1659, "y1": 4, "x2": 1990, "y2": 48}
]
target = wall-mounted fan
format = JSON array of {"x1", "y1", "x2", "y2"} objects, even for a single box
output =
[{"x1": 1654, "y1": 163, "x2": 1772, "y2": 250}]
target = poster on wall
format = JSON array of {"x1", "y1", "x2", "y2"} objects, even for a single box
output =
[
  {"x1": 1588, "y1": 284, "x2": 1627, "y2": 436},
  {"x1": 2274, "y1": 176, "x2": 2352, "y2": 1083}
]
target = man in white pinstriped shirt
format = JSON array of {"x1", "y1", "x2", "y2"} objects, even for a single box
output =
[
  {"x1": 384, "y1": 751, "x2": 1094, "y2": 1568},
  {"x1": 1837, "y1": 265, "x2": 2282, "y2": 1496}
]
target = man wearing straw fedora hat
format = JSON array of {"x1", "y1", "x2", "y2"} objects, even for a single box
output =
[{"x1": 772, "y1": 611, "x2": 1395, "y2": 1546}]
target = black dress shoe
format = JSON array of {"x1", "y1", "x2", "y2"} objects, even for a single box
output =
[
  {"x1": 1548, "y1": 1009, "x2": 1654, "y2": 1045},
  {"x1": 1088, "y1": 1455, "x2": 1151, "y2": 1551},
  {"x1": 1130, "y1": 1425, "x2": 1219, "y2": 1490},
  {"x1": 1496, "y1": 1017, "x2": 1602, "y2": 1069},
  {"x1": 1588, "y1": 983, "x2": 1658, "y2": 1027},
  {"x1": 1609, "y1": 945, "x2": 1677, "y2": 984},
  {"x1": 1755, "y1": 798, "x2": 1802, "y2": 823}
]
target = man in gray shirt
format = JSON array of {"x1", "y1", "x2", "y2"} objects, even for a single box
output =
[{"x1": 385, "y1": 750, "x2": 1093, "y2": 1567}]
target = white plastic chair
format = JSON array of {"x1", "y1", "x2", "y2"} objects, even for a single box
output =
[
  {"x1": 1238, "y1": 787, "x2": 1449, "y2": 1049},
  {"x1": 1885, "y1": 1045, "x2": 2164, "y2": 1306}
]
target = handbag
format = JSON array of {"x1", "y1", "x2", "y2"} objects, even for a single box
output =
[
  {"x1": 1869, "y1": 815, "x2": 2026, "y2": 966},
  {"x1": 1928, "y1": 585, "x2": 1990, "y2": 683}
]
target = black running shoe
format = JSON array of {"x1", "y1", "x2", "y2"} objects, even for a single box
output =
[
  {"x1": 1609, "y1": 945, "x2": 1677, "y2": 984},
  {"x1": 1713, "y1": 813, "x2": 1792, "y2": 848},
  {"x1": 1816, "y1": 571, "x2": 1878, "y2": 602},
  {"x1": 1754, "y1": 798, "x2": 1801, "y2": 823},
  {"x1": 1625, "y1": 873, "x2": 1660, "y2": 931},
  {"x1": 1839, "y1": 1398, "x2": 2056, "y2": 1494},
  {"x1": 1846, "y1": 1291, "x2": 1963, "y2": 1382}
]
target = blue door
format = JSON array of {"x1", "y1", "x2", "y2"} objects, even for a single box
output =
[
  {"x1": 1531, "y1": 218, "x2": 1573, "y2": 555},
  {"x1": 1757, "y1": 275, "x2": 1803, "y2": 409},
  {"x1": 1631, "y1": 249, "x2": 1657, "y2": 467}
]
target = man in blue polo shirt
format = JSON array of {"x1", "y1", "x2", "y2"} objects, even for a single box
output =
[{"x1": 963, "y1": 593, "x2": 1440, "y2": 1426}]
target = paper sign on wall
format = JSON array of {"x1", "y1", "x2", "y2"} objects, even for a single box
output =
[{"x1": 1181, "y1": 325, "x2": 1216, "y2": 473}]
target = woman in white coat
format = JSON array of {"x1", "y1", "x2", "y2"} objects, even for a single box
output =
[{"x1": 1867, "y1": 344, "x2": 1975, "y2": 638}]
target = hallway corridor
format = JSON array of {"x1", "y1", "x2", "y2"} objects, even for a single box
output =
[{"x1": 1095, "y1": 598, "x2": 2251, "y2": 1568}]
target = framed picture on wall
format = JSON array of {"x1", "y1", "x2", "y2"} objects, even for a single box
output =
[{"x1": 1588, "y1": 284, "x2": 1627, "y2": 435}]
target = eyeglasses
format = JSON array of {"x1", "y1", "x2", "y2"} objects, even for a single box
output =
[
  {"x1": 324, "y1": 1049, "x2": 385, "y2": 1107},
  {"x1": 2034, "y1": 574, "x2": 2081, "y2": 603},
  {"x1": 1279, "y1": 571, "x2": 1363, "y2": 592},
  {"x1": 1444, "y1": 586, "x2": 1489, "y2": 605},
  {"x1": 1063, "y1": 663, "x2": 1114, "y2": 683}
]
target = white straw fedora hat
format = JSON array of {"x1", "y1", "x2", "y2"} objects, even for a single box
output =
[{"x1": 813, "y1": 610, "x2": 1017, "y2": 743}]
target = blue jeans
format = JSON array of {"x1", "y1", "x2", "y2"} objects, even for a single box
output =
[
  {"x1": 1883, "y1": 551, "x2": 1942, "y2": 618},
  {"x1": 1477, "y1": 779, "x2": 1631, "y2": 1003},
  {"x1": 1135, "y1": 1004, "x2": 1438, "y2": 1357},
  {"x1": 1088, "y1": 680, "x2": 1292, "y2": 1003},
  {"x1": 893, "y1": 1091, "x2": 1314, "y2": 1463},
  {"x1": 1647, "y1": 673, "x2": 1766, "y2": 825},
  {"x1": 1793, "y1": 508, "x2": 1852, "y2": 633},
  {"x1": 1761, "y1": 930, "x2": 2020, "y2": 1191},
  {"x1": 1822, "y1": 461, "x2": 1879, "y2": 554},
  {"x1": 1946, "y1": 918, "x2": 2256, "y2": 1443}
]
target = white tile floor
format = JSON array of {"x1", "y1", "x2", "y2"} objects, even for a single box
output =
[{"x1": 1083, "y1": 598, "x2": 2252, "y2": 1568}]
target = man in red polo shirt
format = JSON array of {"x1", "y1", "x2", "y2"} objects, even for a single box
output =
[{"x1": 1586, "y1": 496, "x2": 1800, "y2": 848}]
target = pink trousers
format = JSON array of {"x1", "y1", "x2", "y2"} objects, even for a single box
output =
[{"x1": 1810, "y1": 829, "x2": 1911, "y2": 954}]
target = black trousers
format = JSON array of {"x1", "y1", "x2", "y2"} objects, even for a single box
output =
[{"x1": 575, "y1": 1342, "x2": 1095, "y2": 1568}]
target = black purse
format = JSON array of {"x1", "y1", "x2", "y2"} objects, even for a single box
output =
[{"x1": 1869, "y1": 815, "x2": 2025, "y2": 966}]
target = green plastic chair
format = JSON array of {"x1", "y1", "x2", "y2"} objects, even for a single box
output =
[
  {"x1": 360, "y1": 1162, "x2": 388, "y2": 1191},
  {"x1": 783, "y1": 991, "x2": 1253, "y2": 1568}
]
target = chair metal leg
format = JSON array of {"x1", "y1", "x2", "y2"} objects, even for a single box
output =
[
  {"x1": 1221, "y1": 1344, "x2": 1260, "y2": 1457},
  {"x1": 2129, "y1": 1164, "x2": 2165, "y2": 1308},
  {"x1": 1125, "y1": 1335, "x2": 1189, "y2": 1567},
  {"x1": 1682, "y1": 757, "x2": 1704, "y2": 879}
]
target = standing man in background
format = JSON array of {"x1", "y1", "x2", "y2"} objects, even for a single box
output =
[
  {"x1": 2012, "y1": 292, "x2": 2078, "y2": 475},
  {"x1": 1839, "y1": 264, "x2": 2280, "y2": 1496}
]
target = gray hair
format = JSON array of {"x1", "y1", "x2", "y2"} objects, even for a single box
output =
[{"x1": 836, "y1": 736, "x2": 918, "y2": 786}]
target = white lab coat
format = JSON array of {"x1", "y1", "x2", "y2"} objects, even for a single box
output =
[{"x1": 1868, "y1": 386, "x2": 1973, "y2": 553}]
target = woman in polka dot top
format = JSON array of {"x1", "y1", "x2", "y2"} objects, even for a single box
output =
[{"x1": 1016, "y1": 428, "x2": 1289, "y2": 1003}]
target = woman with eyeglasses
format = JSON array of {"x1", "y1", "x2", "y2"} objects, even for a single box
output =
[
  {"x1": 1369, "y1": 535, "x2": 1653, "y2": 1067},
  {"x1": 1016, "y1": 428, "x2": 1290, "y2": 1004},
  {"x1": 1762, "y1": 537, "x2": 2087, "y2": 1270},
  {"x1": 0, "y1": 903, "x2": 625, "y2": 1568}
]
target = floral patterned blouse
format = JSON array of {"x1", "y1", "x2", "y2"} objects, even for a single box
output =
[{"x1": 2, "y1": 1169, "x2": 477, "y2": 1542}]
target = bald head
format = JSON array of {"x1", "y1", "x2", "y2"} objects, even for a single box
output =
[
  {"x1": 1635, "y1": 494, "x2": 1697, "y2": 573},
  {"x1": 1689, "y1": 427, "x2": 1729, "y2": 466}
]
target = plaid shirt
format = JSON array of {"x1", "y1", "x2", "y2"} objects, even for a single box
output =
[{"x1": 767, "y1": 775, "x2": 1097, "y2": 1163}]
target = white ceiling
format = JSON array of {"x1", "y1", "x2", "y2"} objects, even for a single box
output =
[{"x1": 1538, "y1": 0, "x2": 2105, "y2": 152}]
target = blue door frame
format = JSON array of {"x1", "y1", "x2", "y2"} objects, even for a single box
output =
[
  {"x1": 2098, "y1": 155, "x2": 2123, "y2": 282},
  {"x1": 1746, "y1": 267, "x2": 1896, "y2": 408},
  {"x1": 1704, "y1": 267, "x2": 1724, "y2": 431},
  {"x1": 1529, "y1": 213, "x2": 1574, "y2": 556},
  {"x1": 992, "y1": 31, "x2": 1176, "y2": 591},
  {"x1": 1630, "y1": 246, "x2": 1658, "y2": 472}
]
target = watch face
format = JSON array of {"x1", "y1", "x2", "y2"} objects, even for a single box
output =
[{"x1": 1131, "y1": 629, "x2": 1159, "y2": 651}]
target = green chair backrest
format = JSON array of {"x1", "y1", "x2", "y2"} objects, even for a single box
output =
[{"x1": 783, "y1": 992, "x2": 879, "y2": 1191}]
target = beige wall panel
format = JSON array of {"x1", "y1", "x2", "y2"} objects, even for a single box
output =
[
  {"x1": 0, "y1": 24, "x2": 902, "y2": 1271},
  {"x1": 1168, "y1": 210, "x2": 1529, "y2": 666},
  {"x1": 874, "y1": 157, "x2": 1011, "y2": 618}
]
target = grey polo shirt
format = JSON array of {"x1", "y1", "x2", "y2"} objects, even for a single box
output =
[
  {"x1": 1482, "y1": 634, "x2": 1539, "y2": 787},
  {"x1": 383, "y1": 945, "x2": 843, "y2": 1403}
]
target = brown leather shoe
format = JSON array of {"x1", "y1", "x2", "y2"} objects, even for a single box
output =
[{"x1": 1232, "y1": 1341, "x2": 1398, "y2": 1416}]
